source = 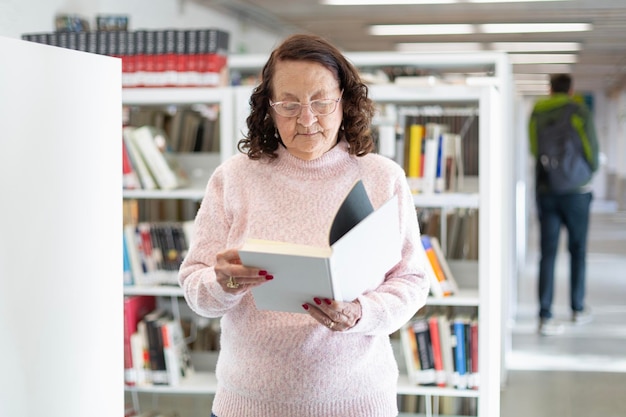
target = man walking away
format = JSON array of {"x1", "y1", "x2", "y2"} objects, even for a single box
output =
[{"x1": 528, "y1": 74, "x2": 600, "y2": 336}]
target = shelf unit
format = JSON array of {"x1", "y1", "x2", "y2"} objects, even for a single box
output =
[{"x1": 123, "y1": 50, "x2": 514, "y2": 417}]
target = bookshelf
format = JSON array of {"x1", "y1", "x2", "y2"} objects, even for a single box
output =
[{"x1": 123, "y1": 50, "x2": 514, "y2": 417}]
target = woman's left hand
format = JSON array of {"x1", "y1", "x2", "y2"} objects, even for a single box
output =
[{"x1": 303, "y1": 298, "x2": 362, "y2": 331}]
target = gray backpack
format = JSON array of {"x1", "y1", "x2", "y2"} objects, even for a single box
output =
[{"x1": 537, "y1": 103, "x2": 592, "y2": 193}]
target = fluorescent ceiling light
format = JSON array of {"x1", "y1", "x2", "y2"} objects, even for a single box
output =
[
  {"x1": 324, "y1": 0, "x2": 570, "y2": 4},
  {"x1": 370, "y1": 24, "x2": 474, "y2": 36},
  {"x1": 480, "y1": 23, "x2": 591, "y2": 33},
  {"x1": 396, "y1": 42, "x2": 581, "y2": 53},
  {"x1": 371, "y1": 23, "x2": 591, "y2": 36},
  {"x1": 396, "y1": 42, "x2": 483, "y2": 52},
  {"x1": 490, "y1": 42, "x2": 581, "y2": 52},
  {"x1": 509, "y1": 54, "x2": 578, "y2": 64}
]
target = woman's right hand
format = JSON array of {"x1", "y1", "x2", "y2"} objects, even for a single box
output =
[{"x1": 215, "y1": 248, "x2": 272, "y2": 293}]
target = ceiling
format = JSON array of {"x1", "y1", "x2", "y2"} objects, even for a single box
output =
[{"x1": 200, "y1": 0, "x2": 626, "y2": 95}]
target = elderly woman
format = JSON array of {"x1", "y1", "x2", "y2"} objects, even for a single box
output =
[{"x1": 179, "y1": 33, "x2": 429, "y2": 417}]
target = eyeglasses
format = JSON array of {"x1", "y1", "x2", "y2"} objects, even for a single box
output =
[{"x1": 269, "y1": 91, "x2": 343, "y2": 118}]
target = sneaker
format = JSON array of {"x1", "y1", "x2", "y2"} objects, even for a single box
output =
[
  {"x1": 572, "y1": 308, "x2": 593, "y2": 325},
  {"x1": 539, "y1": 318, "x2": 565, "y2": 336}
]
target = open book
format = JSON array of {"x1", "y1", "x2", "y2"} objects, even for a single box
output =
[{"x1": 238, "y1": 180, "x2": 402, "y2": 313}]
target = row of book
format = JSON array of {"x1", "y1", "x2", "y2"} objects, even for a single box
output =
[
  {"x1": 404, "y1": 122, "x2": 463, "y2": 194},
  {"x1": 124, "y1": 221, "x2": 194, "y2": 287},
  {"x1": 124, "y1": 296, "x2": 194, "y2": 387},
  {"x1": 125, "y1": 104, "x2": 221, "y2": 154},
  {"x1": 401, "y1": 314, "x2": 479, "y2": 390},
  {"x1": 123, "y1": 125, "x2": 190, "y2": 191},
  {"x1": 418, "y1": 208, "x2": 479, "y2": 261},
  {"x1": 21, "y1": 28, "x2": 230, "y2": 88}
]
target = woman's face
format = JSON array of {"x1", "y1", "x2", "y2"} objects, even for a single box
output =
[{"x1": 271, "y1": 60, "x2": 343, "y2": 161}]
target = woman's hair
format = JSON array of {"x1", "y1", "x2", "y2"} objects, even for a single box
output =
[{"x1": 238, "y1": 34, "x2": 376, "y2": 159}]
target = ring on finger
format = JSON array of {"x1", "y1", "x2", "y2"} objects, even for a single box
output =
[
  {"x1": 327, "y1": 320, "x2": 336, "y2": 329},
  {"x1": 226, "y1": 276, "x2": 240, "y2": 289}
]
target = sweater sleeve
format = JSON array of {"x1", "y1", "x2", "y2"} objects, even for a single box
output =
[
  {"x1": 178, "y1": 163, "x2": 245, "y2": 318},
  {"x1": 345, "y1": 172, "x2": 430, "y2": 336}
]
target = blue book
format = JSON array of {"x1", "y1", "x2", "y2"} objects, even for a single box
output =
[{"x1": 453, "y1": 318, "x2": 468, "y2": 389}]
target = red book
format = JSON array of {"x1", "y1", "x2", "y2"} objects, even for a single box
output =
[
  {"x1": 470, "y1": 319, "x2": 479, "y2": 389},
  {"x1": 124, "y1": 296, "x2": 156, "y2": 386},
  {"x1": 428, "y1": 315, "x2": 446, "y2": 387}
]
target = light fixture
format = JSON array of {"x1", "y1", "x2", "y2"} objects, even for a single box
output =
[
  {"x1": 324, "y1": 0, "x2": 570, "y2": 5},
  {"x1": 371, "y1": 23, "x2": 592, "y2": 36},
  {"x1": 396, "y1": 42, "x2": 483, "y2": 52},
  {"x1": 489, "y1": 42, "x2": 581, "y2": 52},
  {"x1": 370, "y1": 24, "x2": 474, "y2": 36},
  {"x1": 480, "y1": 23, "x2": 591, "y2": 33},
  {"x1": 396, "y1": 42, "x2": 581, "y2": 53},
  {"x1": 509, "y1": 54, "x2": 578, "y2": 64}
]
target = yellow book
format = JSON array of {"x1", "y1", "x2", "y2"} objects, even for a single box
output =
[{"x1": 407, "y1": 124, "x2": 424, "y2": 178}]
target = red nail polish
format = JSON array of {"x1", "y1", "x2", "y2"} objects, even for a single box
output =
[
  {"x1": 314, "y1": 297, "x2": 322, "y2": 305},
  {"x1": 258, "y1": 270, "x2": 268, "y2": 276},
  {"x1": 324, "y1": 298, "x2": 332, "y2": 305},
  {"x1": 265, "y1": 274, "x2": 274, "y2": 280},
  {"x1": 302, "y1": 304, "x2": 309, "y2": 310}
]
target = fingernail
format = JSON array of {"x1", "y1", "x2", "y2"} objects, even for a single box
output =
[
  {"x1": 302, "y1": 304, "x2": 309, "y2": 310},
  {"x1": 258, "y1": 270, "x2": 268, "y2": 276},
  {"x1": 265, "y1": 274, "x2": 274, "y2": 280},
  {"x1": 314, "y1": 297, "x2": 322, "y2": 305},
  {"x1": 324, "y1": 298, "x2": 332, "y2": 305}
]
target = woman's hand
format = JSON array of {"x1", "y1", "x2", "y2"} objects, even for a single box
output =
[
  {"x1": 303, "y1": 298, "x2": 362, "y2": 331},
  {"x1": 215, "y1": 248, "x2": 273, "y2": 293}
]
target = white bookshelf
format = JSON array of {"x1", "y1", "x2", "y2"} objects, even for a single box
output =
[{"x1": 123, "y1": 50, "x2": 514, "y2": 416}]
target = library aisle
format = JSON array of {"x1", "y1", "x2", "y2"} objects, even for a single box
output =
[{"x1": 501, "y1": 207, "x2": 626, "y2": 417}]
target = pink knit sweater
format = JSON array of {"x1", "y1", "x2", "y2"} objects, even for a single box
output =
[{"x1": 179, "y1": 141, "x2": 429, "y2": 417}]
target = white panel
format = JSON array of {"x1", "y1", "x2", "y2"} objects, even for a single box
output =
[{"x1": 0, "y1": 37, "x2": 122, "y2": 417}]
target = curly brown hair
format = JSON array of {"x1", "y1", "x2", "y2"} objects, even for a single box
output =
[{"x1": 237, "y1": 34, "x2": 376, "y2": 160}]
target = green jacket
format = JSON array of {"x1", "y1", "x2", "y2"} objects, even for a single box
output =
[{"x1": 528, "y1": 93, "x2": 600, "y2": 193}]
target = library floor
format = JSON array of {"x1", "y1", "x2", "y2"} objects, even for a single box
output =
[{"x1": 500, "y1": 206, "x2": 626, "y2": 417}]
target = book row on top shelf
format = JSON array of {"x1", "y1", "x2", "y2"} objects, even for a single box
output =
[{"x1": 22, "y1": 28, "x2": 230, "y2": 88}]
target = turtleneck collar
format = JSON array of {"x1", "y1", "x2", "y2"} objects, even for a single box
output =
[{"x1": 269, "y1": 140, "x2": 355, "y2": 180}]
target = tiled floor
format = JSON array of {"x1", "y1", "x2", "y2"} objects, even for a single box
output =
[{"x1": 501, "y1": 208, "x2": 626, "y2": 417}]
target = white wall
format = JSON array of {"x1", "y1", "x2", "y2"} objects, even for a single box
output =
[{"x1": 0, "y1": 0, "x2": 283, "y2": 55}]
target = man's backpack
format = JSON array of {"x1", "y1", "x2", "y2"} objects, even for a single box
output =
[{"x1": 537, "y1": 103, "x2": 592, "y2": 193}]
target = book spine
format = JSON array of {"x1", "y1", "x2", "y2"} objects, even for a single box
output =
[
  {"x1": 453, "y1": 318, "x2": 468, "y2": 389},
  {"x1": 421, "y1": 235, "x2": 452, "y2": 296},
  {"x1": 428, "y1": 315, "x2": 446, "y2": 387},
  {"x1": 413, "y1": 319, "x2": 436, "y2": 386}
]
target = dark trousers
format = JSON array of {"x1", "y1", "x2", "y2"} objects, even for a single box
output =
[{"x1": 536, "y1": 191, "x2": 592, "y2": 319}]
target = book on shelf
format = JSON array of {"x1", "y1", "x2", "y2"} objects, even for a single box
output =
[
  {"x1": 421, "y1": 235, "x2": 456, "y2": 297},
  {"x1": 400, "y1": 322, "x2": 422, "y2": 386},
  {"x1": 123, "y1": 126, "x2": 157, "y2": 190},
  {"x1": 428, "y1": 315, "x2": 446, "y2": 387},
  {"x1": 122, "y1": 135, "x2": 141, "y2": 189},
  {"x1": 469, "y1": 317, "x2": 479, "y2": 389},
  {"x1": 451, "y1": 316, "x2": 468, "y2": 389},
  {"x1": 124, "y1": 295, "x2": 156, "y2": 386},
  {"x1": 412, "y1": 317, "x2": 437, "y2": 386},
  {"x1": 161, "y1": 318, "x2": 194, "y2": 386},
  {"x1": 143, "y1": 309, "x2": 170, "y2": 385},
  {"x1": 239, "y1": 179, "x2": 402, "y2": 314},
  {"x1": 128, "y1": 125, "x2": 189, "y2": 190}
]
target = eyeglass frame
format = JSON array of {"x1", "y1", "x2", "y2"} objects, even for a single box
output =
[{"x1": 269, "y1": 90, "x2": 344, "y2": 118}]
